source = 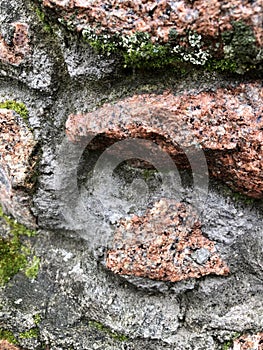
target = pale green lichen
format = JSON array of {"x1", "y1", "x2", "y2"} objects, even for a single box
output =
[
  {"x1": 0, "y1": 206, "x2": 39, "y2": 285},
  {"x1": 33, "y1": 313, "x2": 42, "y2": 325},
  {"x1": 82, "y1": 28, "x2": 210, "y2": 69},
  {"x1": 25, "y1": 256, "x2": 40, "y2": 279},
  {"x1": 81, "y1": 21, "x2": 261, "y2": 74}
]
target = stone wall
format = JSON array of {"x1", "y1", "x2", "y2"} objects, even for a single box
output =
[{"x1": 0, "y1": 1, "x2": 262, "y2": 349}]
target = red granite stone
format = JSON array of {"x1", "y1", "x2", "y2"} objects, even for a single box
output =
[
  {"x1": 42, "y1": 0, "x2": 263, "y2": 46},
  {"x1": 106, "y1": 198, "x2": 229, "y2": 282},
  {"x1": 66, "y1": 82, "x2": 263, "y2": 199},
  {"x1": 0, "y1": 340, "x2": 21, "y2": 350},
  {"x1": 0, "y1": 23, "x2": 30, "y2": 65},
  {"x1": 0, "y1": 109, "x2": 36, "y2": 227},
  {"x1": 233, "y1": 332, "x2": 263, "y2": 350}
]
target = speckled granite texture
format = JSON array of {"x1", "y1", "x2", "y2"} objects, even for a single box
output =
[
  {"x1": 0, "y1": 340, "x2": 21, "y2": 350},
  {"x1": 0, "y1": 0, "x2": 262, "y2": 349},
  {"x1": 107, "y1": 198, "x2": 229, "y2": 281},
  {"x1": 0, "y1": 23, "x2": 30, "y2": 65},
  {"x1": 0, "y1": 109, "x2": 36, "y2": 227},
  {"x1": 67, "y1": 82, "x2": 263, "y2": 198},
  {"x1": 40, "y1": 0, "x2": 263, "y2": 72},
  {"x1": 42, "y1": 0, "x2": 263, "y2": 45},
  {"x1": 234, "y1": 332, "x2": 263, "y2": 350}
]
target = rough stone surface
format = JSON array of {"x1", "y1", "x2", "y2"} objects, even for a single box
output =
[
  {"x1": 40, "y1": 0, "x2": 263, "y2": 73},
  {"x1": 0, "y1": 0, "x2": 64, "y2": 91},
  {"x1": 0, "y1": 1, "x2": 262, "y2": 349},
  {"x1": 0, "y1": 109, "x2": 36, "y2": 227},
  {"x1": 67, "y1": 82, "x2": 263, "y2": 199},
  {"x1": 42, "y1": 0, "x2": 263, "y2": 45},
  {"x1": 107, "y1": 198, "x2": 229, "y2": 282},
  {"x1": 234, "y1": 333, "x2": 263, "y2": 350},
  {"x1": 0, "y1": 341, "x2": 21, "y2": 350},
  {"x1": 0, "y1": 22, "x2": 30, "y2": 65}
]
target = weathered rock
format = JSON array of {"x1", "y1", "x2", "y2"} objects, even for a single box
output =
[
  {"x1": 0, "y1": 340, "x2": 21, "y2": 350},
  {"x1": 233, "y1": 332, "x2": 263, "y2": 350},
  {"x1": 42, "y1": 0, "x2": 263, "y2": 45},
  {"x1": 107, "y1": 198, "x2": 229, "y2": 282},
  {"x1": 41, "y1": 0, "x2": 263, "y2": 72},
  {"x1": 0, "y1": 0, "x2": 262, "y2": 349},
  {"x1": 0, "y1": 0, "x2": 64, "y2": 91},
  {"x1": 0, "y1": 109, "x2": 36, "y2": 227},
  {"x1": 0, "y1": 22, "x2": 30, "y2": 65},
  {"x1": 67, "y1": 82, "x2": 263, "y2": 198}
]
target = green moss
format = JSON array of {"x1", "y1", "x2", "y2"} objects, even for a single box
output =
[
  {"x1": 222, "y1": 21, "x2": 262, "y2": 73},
  {"x1": 88, "y1": 320, "x2": 129, "y2": 342},
  {"x1": 0, "y1": 236, "x2": 28, "y2": 286},
  {"x1": 0, "y1": 100, "x2": 29, "y2": 122},
  {"x1": 206, "y1": 58, "x2": 238, "y2": 73},
  {"x1": 25, "y1": 256, "x2": 40, "y2": 279},
  {"x1": 222, "y1": 332, "x2": 241, "y2": 350},
  {"x1": 0, "y1": 329, "x2": 18, "y2": 344},
  {"x1": 82, "y1": 21, "x2": 262, "y2": 74},
  {"x1": 33, "y1": 5, "x2": 53, "y2": 33},
  {"x1": 33, "y1": 313, "x2": 42, "y2": 325},
  {"x1": 82, "y1": 28, "x2": 209, "y2": 70},
  {"x1": 0, "y1": 206, "x2": 39, "y2": 285},
  {"x1": 19, "y1": 328, "x2": 39, "y2": 339},
  {"x1": 0, "y1": 206, "x2": 36, "y2": 238}
]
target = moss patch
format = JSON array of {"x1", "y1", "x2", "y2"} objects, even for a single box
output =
[
  {"x1": 81, "y1": 21, "x2": 262, "y2": 74},
  {"x1": 222, "y1": 21, "x2": 261, "y2": 73},
  {"x1": 88, "y1": 320, "x2": 129, "y2": 342},
  {"x1": 222, "y1": 332, "x2": 241, "y2": 350},
  {"x1": 82, "y1": 29, "x2": 209, "y2": 70},
  {"x1": 0, "y1": 206, "x2": 39, "y2": 285},
  {"x1": 19, "y1": 328, "x2": 39, "y2": 339},
  {"x1": 0, "y1": 329, "x2": 18, "y2": 345},
  {"x1": 33, "y1": 313, "x2": 42, "y2": 325},
  {"x1": 0, "y1": 100, "x2": 29, "y2": 122},
  {"x1": 34, "y1": 5, "x2": 53, "y2": 33},
  {"x1": 24, "y1": 256, "x2": 40, "y2": 279}
]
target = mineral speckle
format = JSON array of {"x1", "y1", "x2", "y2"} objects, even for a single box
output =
[{"x1": 106, "y1": 198, "x2": 229, "y2": 282}]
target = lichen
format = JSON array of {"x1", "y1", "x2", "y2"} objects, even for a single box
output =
[
  {"x1": 81, "y1": 22, "x2": 261, "y2": 74},
  {"x1": 0, "y1": 206, "x2": 39, "y2": 285},
  {"x1": 37, "y1": 1, "x2": 262, "y2": 74},
  {"x1": 0, "y1": 100, "x2": 29, "y2": 122},
  {"x1": 88, "y1": 320, "x2": 129, "y2": 342},
  {"x1": 82, "y1": 28, "x2": 211, "y2": 70}
]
